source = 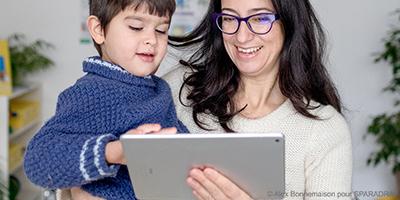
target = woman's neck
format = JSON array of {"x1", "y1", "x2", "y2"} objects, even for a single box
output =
[{"x1": 235, "y1": 74, "x2": 287, "y2": 119}]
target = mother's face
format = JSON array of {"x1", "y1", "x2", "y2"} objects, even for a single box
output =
[{"x1": 220, "y1": 0, "x2": 284, "y2": 79}]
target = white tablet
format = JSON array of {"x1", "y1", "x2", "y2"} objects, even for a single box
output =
[{"x1": 121, "y1": 133, "x2": 285, "y2": 200}]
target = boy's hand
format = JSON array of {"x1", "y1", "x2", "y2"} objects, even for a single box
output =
[
  {"x1": 125, "y1": 123, "x2": 177, "y2": 135},
  {"x1": 105, "y1": 124, "x2": 177, "y2": 165}
]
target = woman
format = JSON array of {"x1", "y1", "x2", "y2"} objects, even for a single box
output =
[
  {"x1": 70, "y1": 0, "x2": 352, "y2": 199},
  {"x1": 164, "y1": 0, "x2": 352, "y2": 199}
]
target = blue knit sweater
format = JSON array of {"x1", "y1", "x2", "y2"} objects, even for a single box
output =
[{"x1": 24, "y1": 56, "x2": 188, "y2": 200}]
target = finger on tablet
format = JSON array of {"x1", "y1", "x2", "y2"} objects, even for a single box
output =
[
  {"x1": 126, "y1": 124, "x2": 162, "y2": 135},
  {"x1": 154, "y1": 127, "x2": 177, "y2": 135},
  {"x1": 203, "y1": 168, "x2": 252, "y2": 200}
]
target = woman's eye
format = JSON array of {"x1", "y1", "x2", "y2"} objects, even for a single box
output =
[
  {"x1": 250, "y1": 15, "x2": 272, "y2": 24},
  {"x1": 223, "y1": 16, "x2": 236, "y2": 22},
  {"x1": 129, "y1": 26, "x2": 143, "y2": 31}
]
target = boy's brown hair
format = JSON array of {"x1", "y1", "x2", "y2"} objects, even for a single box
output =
[{"x1": 89, "y1": 0, "x2": 176, "y2": 56}]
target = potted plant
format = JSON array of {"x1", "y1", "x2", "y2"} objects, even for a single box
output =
[
  {"x1": 8, "y1": 34, "x2": 54, "y2": 86},
  {"x1": 365, "y1": 9, "x2": 400, "y2": 196}
]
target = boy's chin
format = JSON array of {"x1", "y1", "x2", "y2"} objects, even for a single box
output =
[
  {"x1": 129, "y1": 67, "x2": 159, "y2": 77},
  {"x1": 150, "y1": 67, "x2": 159, "y2": 75}
]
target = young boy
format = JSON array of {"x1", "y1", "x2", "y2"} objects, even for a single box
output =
[{"x1": 24, "y1": 0, "x2": 188, "y2": 199}]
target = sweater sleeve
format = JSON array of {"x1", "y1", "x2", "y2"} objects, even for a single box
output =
[
  {"x1": 24, "y1": 84, "x2": 122, "y2": 189},
  {"x1": 304, "y1": 107, "x2": 353, "y2": 200}
]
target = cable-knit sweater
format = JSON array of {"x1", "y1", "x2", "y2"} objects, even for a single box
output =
[
  {"x1": 24, "y1": 56, "x2": 188, "y2": 200},
  {"x1": 163, "y1": 67, "x2": 353, "y2": 200}
]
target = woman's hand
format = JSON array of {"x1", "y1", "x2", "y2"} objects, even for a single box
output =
[
  {"x1": 105, "y1": 124, "x2": 177, "y2": 165},
  {"x1": 187, "y1": 168, "x2": 253, "y2": 200}
]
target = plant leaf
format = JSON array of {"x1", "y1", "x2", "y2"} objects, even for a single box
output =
[{"x1": 8, "y1": 33, "x2": 55, "y2": 86}]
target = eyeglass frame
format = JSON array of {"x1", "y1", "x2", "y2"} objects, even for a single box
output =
[{"x1": 212, "y1": 12, "x2": 280, "y2": 35}]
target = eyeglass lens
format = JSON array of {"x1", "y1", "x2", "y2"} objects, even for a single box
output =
[{"x1": 217, "y1": 14, "x2": 275, "y2": 34}]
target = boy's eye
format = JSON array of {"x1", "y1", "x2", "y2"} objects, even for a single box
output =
[
  {"x1": 129, "y1": 26, "x2": 143, "y2": 31},
  {"x1": 156, "y1": 29, "x2": 167, "y2": 34}
]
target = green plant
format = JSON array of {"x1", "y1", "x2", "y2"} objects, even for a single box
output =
[
  {"x1": 0, "y1": 169, "x2": 7, "y2": 200},
  {"x1": 0, "y1": 176, "x2": 20, "y2": 200},
  {"x1": 365, "y1": 10, "x2": 400, "y2": 173},
  {"x1": 0, "y1": 182, "x2": 6, "y2": 200},
  {"x1": 8, "y1": 33, "x2": 54, "y2": 86}
]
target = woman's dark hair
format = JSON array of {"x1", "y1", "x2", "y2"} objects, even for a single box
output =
[
  {"x1": 169, "y1": 0, "x2": 341, "y2": 132},
  {"x1": 89, "y1": 0, "x2": 176, "y2": 56}
]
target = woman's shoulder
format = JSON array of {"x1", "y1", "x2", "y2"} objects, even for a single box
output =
[
  {"x1": 162, "y1": 66, "x2": 193, "y2": 99},
  {"x1": 305, "y1": 101, "x2": 351, "y2": 145},
  {"x1": 284, "y1": 100, "x2": 347, "y2": 126},
  {"x1": 307, "y1": 101, "x2": 347, "y2": 125},
  {"x1": 162, "y1": 66, "x2": 191, "y2": 88}
]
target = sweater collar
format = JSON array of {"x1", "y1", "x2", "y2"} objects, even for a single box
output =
[{"x1": 82, "y1": 56, "x2": 156, "y2": 87}]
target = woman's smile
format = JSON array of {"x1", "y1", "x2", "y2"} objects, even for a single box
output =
[{"x1": 235, "y1": 45, "x2": 263, "y2": 60}]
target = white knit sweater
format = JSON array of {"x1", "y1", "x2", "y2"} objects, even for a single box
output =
[{"x1": 163, "y1": 67, "x2": 353, "y2": 200}]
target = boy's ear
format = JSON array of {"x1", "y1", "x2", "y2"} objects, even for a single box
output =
[{"x1": 87, "y1": 15, "x2": 105, "y2": 44}]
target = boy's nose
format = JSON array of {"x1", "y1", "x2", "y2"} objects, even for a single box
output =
[{"x1": 144, "y1": 31, "x2": 157, "y2": 46}]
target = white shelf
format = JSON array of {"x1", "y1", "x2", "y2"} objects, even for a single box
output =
[
  {"x1": 0, "y1": 84, "x2": 42, "y2": 200},
  {"x1": 9, "y1": 83, "x2": 40, "y2": 100},
  {"x1": 9, "y1": 160, "x2": 23, "y2": 175}
]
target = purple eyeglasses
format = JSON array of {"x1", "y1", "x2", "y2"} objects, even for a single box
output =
[{"x1": 212, "y1": 12, "x2": 280, "y2": 35}]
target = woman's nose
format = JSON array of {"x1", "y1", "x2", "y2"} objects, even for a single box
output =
[{"x1": 235, "y1": 22, "x2": 254, "y2": 43}]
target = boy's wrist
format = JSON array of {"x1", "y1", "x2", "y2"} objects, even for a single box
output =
[{"x1": 105, "y1": 141, "x2": 124, "y2": 165}]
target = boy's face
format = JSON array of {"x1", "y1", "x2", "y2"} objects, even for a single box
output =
[{"x1": 99, "y1": 5, "x2": 170, "y2": 77}]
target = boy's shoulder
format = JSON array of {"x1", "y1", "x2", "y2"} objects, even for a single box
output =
[
  {"x1": 78, "y1": 73, "x2": 125, "y2": 91},
  {"x1": 58, "y1": 74, "x2": 124, "y2": 102},
  {"x1": 77, "y1": 73, "x2": 120, "y2": 88}
]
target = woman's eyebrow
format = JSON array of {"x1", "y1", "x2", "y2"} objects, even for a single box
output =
[
  {"x1": 221, "y1": 7, "x2": 274, "y2": 14},
  {"x1": 221, "y1": 8, "x2": 238, "y2": 14},
  {"x1": 249, "y1": 8, "x2": 274, "y2": 13}
]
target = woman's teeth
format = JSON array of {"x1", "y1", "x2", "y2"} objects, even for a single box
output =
[{"x1": 237, "y1": 46, "x2": 263, "y2": 54}]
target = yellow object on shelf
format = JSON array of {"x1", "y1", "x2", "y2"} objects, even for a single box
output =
[
  {"x1": 378, "y1": 196, "x2": 400, "y2": 200},
  {"x1": 9, "y1": 142, "x2": 24, "y2": 172},
  {"x1": 9, "y1": 100, "x2": 40, "y2": 132},
  {"x1": 0, "y1": 40, "x2": 12, "y2": 96}
]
